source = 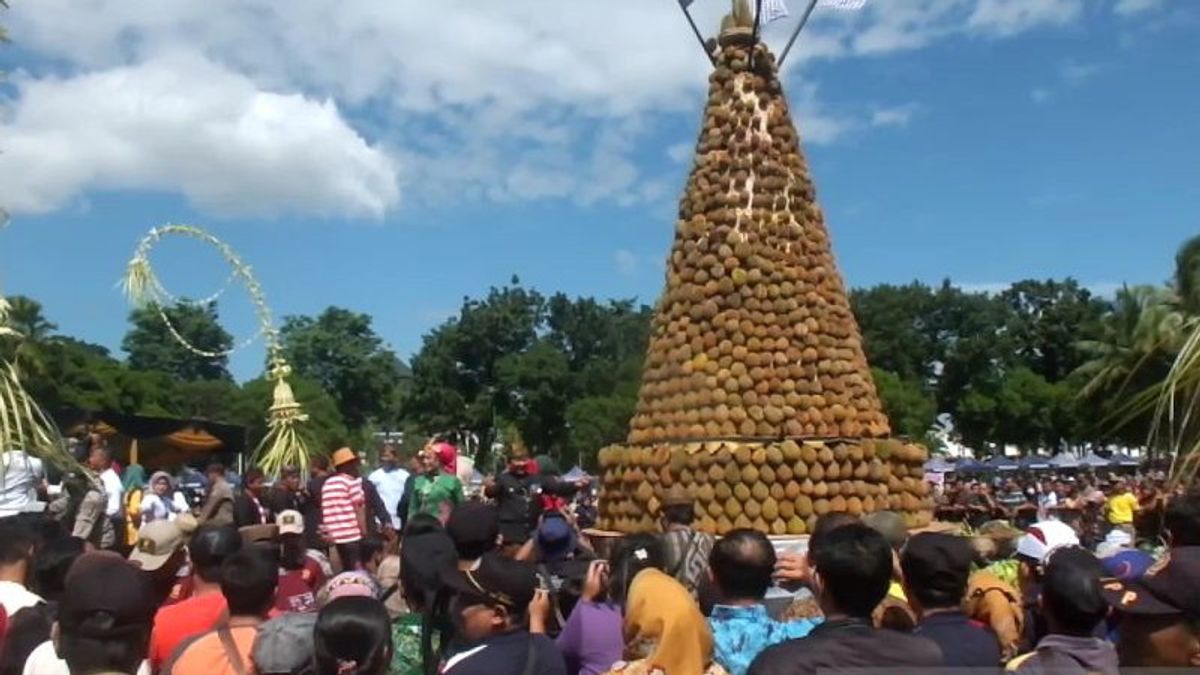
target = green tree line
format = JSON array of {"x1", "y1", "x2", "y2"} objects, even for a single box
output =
[{"x1": 3, "y1": 237, "x2": 1196, "y2": 469}]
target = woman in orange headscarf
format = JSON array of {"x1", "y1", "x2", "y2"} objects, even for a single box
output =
[{"x1": 603, "y1": 568, "x2": 729, "y2": 675}]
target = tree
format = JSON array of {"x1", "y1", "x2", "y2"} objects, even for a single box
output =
[
  {"x1": 851, "y1": 283, "x2": 938, "y2": 381},
  {"x1": 122, "y1": 302, "x2": 233, "y2": 382},
  {"x1": 999, "y1": 279, "x2": 1108, "y2": 382},
  {"x1": 0, "y1": 295, "x2": 58, "y2": 378},
  {"x1": 280, "y1": 307, "x2": 408, "y2": 430},
  {"x1": 872, "y1": 368, "x2": 936, "y2": 443}
]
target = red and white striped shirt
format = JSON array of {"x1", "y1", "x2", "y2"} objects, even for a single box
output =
[{"x1": 320, "y1": 474, "x2": 365, "y2": 544}]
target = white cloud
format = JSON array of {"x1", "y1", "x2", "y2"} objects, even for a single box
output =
[
  {"x1": 0, "y1": 52, "x2": 398, "y2": 217},
  {"x1": 1114, "y1": 0, "x2": 1164, "y2": 16},
  {"x1": 615, "y1": 249, "x2": 639, "y2": 277},
  {"x1": 871, "y1": 103, "x2": 920, "y2": 128},
  {"x1": 1031, "y1": 88, "x2": 1053, "y2": 104},
  {"x1": 1059, "y1": 61, "x2": 1100, "y2": 85},
  {"x1": 967, "y1": 0, "x2": 1083, "y2": 37},
  {"x1": 4, "y1": 0, "x2": 1096, "y2": 214}
]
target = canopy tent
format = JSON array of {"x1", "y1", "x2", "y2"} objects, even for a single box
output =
[
  {"x1": 954, "y1": 458, "x2": 988, "y2": 473},
  {"x1": 1019, "y1": 456, "x2": 1053, "y2": 471},
  {"x1": 1050, "y1": 452, "x2": 1080, "y2": 469},
  {"x1": 1108, "y1": 453, "x2": 1142, "y2": 468},
  {"x1": 562, "y1": 465, "x2": 589, "y2": 482},
  {"x1": 56, "y1": 409, "x2": 246, "y2": 471},
  {"x1": 923, "y1": 456, "x2": 955, "y2": 474},
  {"x1": 1080, "y1": 451, "x2": 1110, "y2": 468},
  {"x1": 984, "y1": 456, "x2": 1020, "y2": 471}
]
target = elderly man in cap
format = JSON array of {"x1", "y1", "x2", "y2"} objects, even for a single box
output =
[
  {"x1": 657, "y1": 484, "x2": 715, "y2": 599},
  {"x1": 321, "y1": 447, "x2": 368, "y2": 571},
  {"x1": 441, "y1": 553, "x2": 566, "y2": 675},
  {"x1": 1105, "y1": 547, "x2": 1200, "y2": 668}
]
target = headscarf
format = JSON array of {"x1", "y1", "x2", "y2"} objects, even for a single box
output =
[
  {"x1": 122, "y1": 464, "x2": 147, "y2": 492},
  {"x1": 621, "y1": 568, "x2": 716, "y2": 674},
  {"x1": 433, "y1": 442, "x2": 457, "y2": 474},
  {"x1": 148, "y1": 470, "x2": 175, "y2": 492},
  {"x1": 317, "y1": 571, "x2": 381, "y2": 608}
]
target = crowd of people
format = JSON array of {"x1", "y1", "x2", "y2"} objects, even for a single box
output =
[{"x1": 0, "y1": 436, "x2": 1198, "y2": 674}]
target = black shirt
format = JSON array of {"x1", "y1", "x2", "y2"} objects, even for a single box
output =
[
  {"x1": 914, "y1": 610, "x2": 1002, "y2": 668},
  {"x1": 441, "y1": 630, "x2": 566, "y2": 675},
  {"x1": 749, "y1": 617, "x2": 944, "y2": 675}
]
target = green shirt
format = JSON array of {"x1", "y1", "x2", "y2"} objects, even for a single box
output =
[{"x1": 409, "y1": 473, "x2": 463, "y2": 522}]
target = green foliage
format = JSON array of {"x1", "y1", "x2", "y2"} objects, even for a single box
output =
[
  {"x1": 280, "y1": 307, "x2": 408, "y2": 430},
  {"x1": 871, "y1": 368, "x2": 936, "y2": 443},
  {"x1": 122, "y1": 302, "x2": 233, "y2": 381}
]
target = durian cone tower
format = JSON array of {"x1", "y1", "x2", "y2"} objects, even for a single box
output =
[{"x1": 596, "y1": 22, "x2": 933, "y2": 536}]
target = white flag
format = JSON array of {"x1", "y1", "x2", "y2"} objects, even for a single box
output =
[{"x1": 763, "y1": 0, "x2": 789, "y2": 22}]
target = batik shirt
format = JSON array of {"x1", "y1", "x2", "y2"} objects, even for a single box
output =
[
  {"x1": 659, "y1": 528, "x2": 715, "y2": 597},
  {"x1": 709, "y1": 604, "x2": 820, "y2": 675}
]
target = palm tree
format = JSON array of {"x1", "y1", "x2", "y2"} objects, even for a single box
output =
[{"x1": 0, "y1": 295, "x2": 56, "y2": 378}]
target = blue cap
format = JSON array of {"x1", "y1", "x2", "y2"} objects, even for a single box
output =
[{"x1": 537, "y1": 516, "x2": 575, "y2": 562}]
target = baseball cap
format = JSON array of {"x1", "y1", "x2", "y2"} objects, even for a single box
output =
[
  {"x1": 1103, "y1": 546, "x2": 1200, "y2": 616},
  {"x1": 446, "y1": 502, "x2": 500, "y2": 559},
  {"x1": 1016, "y1": 520, "x2": 1079, "y2": 564},
  {"x1": 1101, "y1": 549, "x2": 1155, "y2": 581},
  {"x1": 128, "y1": 516, "x2": 196, "y2": 571},
  {"x1": 863, "y1": 511, "x2": 908, "y2": 551},
  {"x1": 442, "y1": 553, "x2": 537, "y2": 611},
  {"x1": 331, "y1": 447, "x2": 357, "y2": 468},
  {"x1": 59, "y1": 554, "x2": 156, "y2": 638},
  {"x1": 536, "y1": 515, "x2": 575, "y2": 563},
  {"x1": 276, "y1": 509, "x2": 305, "y2": 536},
  {"x1": 252, "y1": 612, "x2": 318, "y2": 674},
  {"x1": 901, "y1": 533, "x2": 973, "y2": 601}
]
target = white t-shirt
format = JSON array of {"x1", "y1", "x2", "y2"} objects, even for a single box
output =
[
  {"x1": 22, "y1": 640, "x2": 151, "y2": 675},
  {"x1": 100, "y1": 468, "x2": 124, "y2": 517},
  {"x1": 368, "y1": 466, "x2": 410, "y2": 529},
  {"x1": 0, "y1": 580, "x2": 44, "y2": 617},
  {"x1": 0, "y1": 451, "x2": 44, "y2": 516}
]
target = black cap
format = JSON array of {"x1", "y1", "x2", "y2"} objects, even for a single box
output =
[
  {"x1": 901, "y1": 533, "x2": 973, "y2": 600},
  {"x1": 446, "y1": 502, "x2": 500, "y2": 558},
  {"x1": 1103, "y1": 546, "x2": 1200, "y2": 617},
  {"x1": 59, "y1": 553, "x2": 156, "y2": 638},
  {"x1": 442, "y1": 553, "x2": 537, "y2": 610}
]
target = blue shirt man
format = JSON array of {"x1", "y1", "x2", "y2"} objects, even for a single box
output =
[
  {"x1": 710, "y1": 603, "x2": 820, "y2": 675},
  {"x1": 706, "y1": 529, "x2": 821, "y2": 675}
]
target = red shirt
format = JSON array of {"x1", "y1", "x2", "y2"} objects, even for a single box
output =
[
  {"x1": 149, "y1": 590, "x2": 227, "y2": 669},
  {"x1": 273, "y1": 559, "x2": 326, "y2": 614}
]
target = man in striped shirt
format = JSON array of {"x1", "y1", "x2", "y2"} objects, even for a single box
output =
[{"x1": 320, "y1": 447, "x2": 368, "y2": 571}]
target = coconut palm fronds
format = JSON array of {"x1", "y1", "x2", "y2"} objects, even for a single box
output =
[
  {"x1": 252, "y1": 359, "x2": 314, "y2": 476},
  {"x1": 0, "y1": 361, "x2": 79, "y2": 475}
]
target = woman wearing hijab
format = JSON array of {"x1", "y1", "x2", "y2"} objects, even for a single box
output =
[
  {"x1": 140, "y1": 471, "x2": 185, "y2": 523},
  {"x1": 603, "y1": 569, "x2": 729, "y2": 675},
  {"x1": 408, "y1": 445, "x2": 464, "y2": 525}
]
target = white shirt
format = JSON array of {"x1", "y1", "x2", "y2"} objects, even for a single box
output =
[
  {"x1": 22, "y1": 640, "x2": 151, "y2": 675},
  {"x1": 0, "y1": 579, "x2": 44, "y2": 617},
  {"x1": 140, "y1": 493, "x2": 184, "y2": 522},
  {"x1": 0, "y1": 451, "x2": 44, "y2": 516},
  {"x1": 368, "y1": 466, "x2": 410, "y2": 529},
  {"x1": 99, "y1": 467, "x2": 124, "y2": 517}
]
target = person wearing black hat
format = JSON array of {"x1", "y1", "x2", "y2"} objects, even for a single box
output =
[
  {"x1": 147, "y1": 525, "x2": 243, "y2": 670},
  {"x1": 484, "y1": 450, "x2": 543, "y2": 551},
  {"x1": 902, "y1": 533, "x2": 1002, "y2": 667},
  {"x1": 52, "y1": 553, "x2": 157, "y2": 675},
  {"x1": 1105, "y1": 546, "x2": 1200, "y2": 668},
  {"x1": 749, "y1": 525, "x2": 943, "y2": 675},
  {"x1": 1007, "y1": 546, "x2": 1118, "y2": 674},
  {"x1": 394, "y1": 514, "x2": 459, "y2": 674},
  {"x1": 440, "y1": 554, "x2": 567, "y2": 675},
  {"x1": 446, "y1": 502, "x2": 501, "y2": 570},
  {"x1": 657, "y1": 484, "x2": 715, "y2": 599}
]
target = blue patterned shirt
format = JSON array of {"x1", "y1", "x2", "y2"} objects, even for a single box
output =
[{"x1": 709, "y1": 604, "x2": 821, "y2": 675}]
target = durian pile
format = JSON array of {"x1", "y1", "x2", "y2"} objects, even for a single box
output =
[
  {"x1": 596, "y1": 3, "x2": 934, "y2": 535},
  {"x1": 597, "y1": 439, "x2": 932, "y2": 535}
]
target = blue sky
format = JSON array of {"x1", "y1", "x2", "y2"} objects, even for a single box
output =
[{"x1": 1, "y1": 0, "x2": 1197, "y2": 381}]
